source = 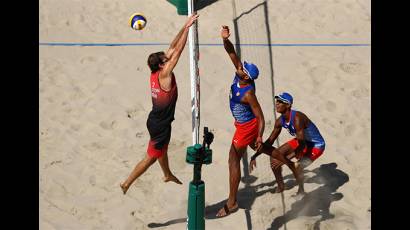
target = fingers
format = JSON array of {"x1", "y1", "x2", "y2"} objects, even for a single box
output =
[
  {"x1": 186, "y1": 14, "x2": 199, "y2": 27},
  {"x1": 249, "y1": 160, "x2": 256, "y2": 173},
  {"x1": 189, "y1": 13, "x2": 199, "y2": 21},
  {"x1": 249, "y1": 164, "x2": 254, "y2": 173},
  {"x1": 221, "y1": 25, "x2": 230, "y2": 40}
]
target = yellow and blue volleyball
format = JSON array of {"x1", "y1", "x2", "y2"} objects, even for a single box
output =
[{"x1": 129, "y1": 13, "x2": 147, "y2": 30}]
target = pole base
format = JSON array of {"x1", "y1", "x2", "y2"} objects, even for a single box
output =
[{"x1": 187, "y1": 181, "x2": 205, "y2": 230}]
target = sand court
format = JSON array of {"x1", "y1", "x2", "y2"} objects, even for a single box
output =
[{"x1": 40, "y1": 0, "x2": 370, "y2": 229}]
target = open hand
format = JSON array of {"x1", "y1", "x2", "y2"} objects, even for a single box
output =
[
  {"x1": 249, "y1": 159, "x2": 256, "y2": 173},
  {"x1": 255, "y1": 136, "x2": 263, "y2": 152}
]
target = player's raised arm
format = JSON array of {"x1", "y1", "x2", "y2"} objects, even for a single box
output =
[
  {"x1": 160, "y1": 14, "x2": 199, "y2": 82},
  {"x1": 166, "y1": 23, "x2": 186, "y2": 59},
  {"x1": 221, "y1": 25, "x2": 242, "y2": 70}
]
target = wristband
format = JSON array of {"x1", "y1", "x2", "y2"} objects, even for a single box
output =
[{"x1": 251, "y1": 152, "x2": 262, "y2": 161}]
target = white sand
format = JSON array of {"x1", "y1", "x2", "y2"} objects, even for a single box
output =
[{"x1": 40, "y1": 0, "x2": 370, "y2": 229}]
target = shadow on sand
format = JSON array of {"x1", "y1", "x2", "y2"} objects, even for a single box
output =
[
  {"x1": 147, "y1": 163, "x2": 348, "y2": 229},
  {"x1": 268, "y1": 163, "x2": 349, "y2": 230},
  {"x1": 204, "y1": 163, "x2": 348, "y2": 230},
  {"x1": 147, "y1": 218, "x2": 186, "y2": 228}
]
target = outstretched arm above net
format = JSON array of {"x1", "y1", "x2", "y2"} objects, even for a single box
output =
[
  {"x1": 221, "y1": 25, "x2": 242, "y2": 70},
  {"x1": 160, "y1": 14, "x2": 199, "y2": 81}
]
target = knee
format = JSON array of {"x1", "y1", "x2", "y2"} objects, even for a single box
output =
[
  {"x1": 145, "y1": 155, "x2": 157, "y2": 165},
  {"x1": 270, "y1": 159, "x2": 282, "y2": 170},
  {"x1": 272, "y1": 164, "x2": 282, "y2": 171}
]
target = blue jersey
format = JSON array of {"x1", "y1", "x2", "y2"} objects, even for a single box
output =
[
  {"x1": 281, "y1": 110, "x2": 325, "y2": 148},
  {"x1": 229, "y1": 75, "x2": 256, "y2": 123}
]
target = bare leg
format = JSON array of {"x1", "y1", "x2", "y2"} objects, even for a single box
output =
[
  {"x1": 157, "y1": 151, "x2": 182, "y2": 184},
  {"x1": 120, "y1": 155, "x2": 157, "y2": 194},
  {"x1": 216, "y1": 144, "x2": 242, "y2": 217},
  {"x1": 228, "y1": 144, "x2": 243, "y2": 207},
  {"x1": 248, "y1": 143, "x2": 287, "y2": 193},
  {"x1": 271, "y1": 149, "x2": 297, "y2": 174},
  {"x1": 271, "y1": 158, "x2": 285, "y2": 193},
  {"x1": 294, "y1": 161, "x2": 305, "y2": 194},
  {"x1": 271, "y1": 144, "x2": 305, "y2": 194}
]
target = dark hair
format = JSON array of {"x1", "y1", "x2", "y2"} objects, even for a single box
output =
[{"x1": 147, "y1": 51, "x2": 166, "y2": 73}]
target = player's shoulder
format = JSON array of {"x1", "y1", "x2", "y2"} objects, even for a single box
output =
[
  {"x1": 158, "y1": 69, "x2": 173, "y2": 79},
  {"x1": 241, "y1": 85, "x2": 255, "y2": 97},
  {"x1": 275, "y1": 116, "x2": 283, "y2": 126},
  {"x1": 294, "y1": 110, "x2": 309, "y2": 123}
]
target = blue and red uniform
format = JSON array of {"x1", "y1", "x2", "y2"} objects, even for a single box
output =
[
  {"x1": 229, "y1": 75, "x2": 259, "y2": 148},
  {"x1": 281, "y1": 110, "x2": 325, "y2": 161},
  {"x1": 146, "y1": 71, "x2": 178, "y2": 158}
]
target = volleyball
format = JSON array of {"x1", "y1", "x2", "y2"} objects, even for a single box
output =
[{"x1": 129, "y1": 13, "x2": 147, "y2": 30}]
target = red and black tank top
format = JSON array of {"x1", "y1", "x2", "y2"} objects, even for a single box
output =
[{"x1": 147, "y1": 71, "x2": 178, "y2": 125}]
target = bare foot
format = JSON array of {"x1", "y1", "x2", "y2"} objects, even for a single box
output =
[
  {"x1": 296, "y1": 189, "x2": 306, "y2": 196},
  {"x1": 120, "y1": 182, "x2": 129, "y2": 195},
  {"x1": 291, "y1": 192, "x2": 306, "y2": 201},
  {"x1": 163, "y1": 175, "x2": 183, "y2": 184},
  {"x1": 216, "y1": 202, "x2": 239, "y2": 217}
]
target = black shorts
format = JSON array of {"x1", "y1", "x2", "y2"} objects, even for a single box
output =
[{"x1": 146, "y1": 118, "x2": 172, "y2": 150}]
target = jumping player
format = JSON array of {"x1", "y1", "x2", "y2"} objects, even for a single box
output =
[
  {"x1": 216, "y1": 26, "x2": 298, "y2": 217},
  {"x1": 120, "y1": 14, "x2": 199, "y2": 194}
]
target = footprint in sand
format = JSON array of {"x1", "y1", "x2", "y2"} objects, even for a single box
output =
[
  {"x1": 84, "y1": 142, "x2": 106, "y2": 152},
  {"x1": 351, "y1": 87, "x2": 369, "y2": 99},
  {"x1": 301, "y1": 61, "x2": 310, "y2": 67},
  {"x1": 89, "y1": 175, "x2": 96, "y2": 186},
  {"x1": 344, "y1": 124, "x2": 356, "y2": 136},
  {"x1": 69, "y1": 85, "x2": 87, "y2": 101},
  {"x1": 80, "y1": 56, "x2": 97, "y2": 65},
  {"x1": 339, "y1": 62, "x2": 367, "y2": 75},
  {"x1": 79, "y1": 14, "x2": 85, "y2": 23},
  {"x1": 100, "y1": 120, "x2": 117, "y2": 130},
  {"x1": 354, "y1": 144, "x2": 362, "y2": 151},
  {"x1": 308, "y1": 66, "x2": 330, "y2": 85},
  {"x1": 40, "y1": 128, "x2": 49, "y2": 137},
  {"x1": 70, "y1": 123, "x2": 81, "y2": 132},
  {"x1": 42, "y1": 58, "x2": 64, "y2": 79},
  {"x1": 169, "y1": 140, "x2": 187, "y2": 149},
  {"x1": 126, "y1": 106, "x2": 145, "y2": 120},
  {"x1": 44, "y1": 160, "x2": 62, "y2": 169},
  {"x1": 325, "y1": 100, "x2": 337, "y2": 113}
]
